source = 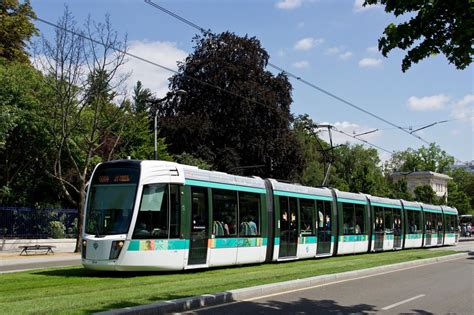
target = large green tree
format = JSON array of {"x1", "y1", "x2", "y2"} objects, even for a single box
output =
[
  {"x1": 365, "y1": 0, "x2": 473, "y2": 72},
  {"x1": 331, "y1": 144, "x2": 389, "y2": 196},
  {"x1": 388, "y1": 143, "x2": 454, "y2": 173},
  {"x1": 0, "y1": 0, "x2": 38, "y2": 63},
  {"x1": 0, "y1": 59, "x2": 62, "y2": 206},
  {"x1": 163, "y1": 32, "x2": 304, "y2": 179}
]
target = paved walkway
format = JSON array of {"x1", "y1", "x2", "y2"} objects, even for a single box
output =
[{"x1": 0, "y1": 251, "x2": 81, "y2": 273}]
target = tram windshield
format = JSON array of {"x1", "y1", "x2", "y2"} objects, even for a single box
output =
[{"x1": 85, "y1": 167, "x2": 139, "y2": 235}]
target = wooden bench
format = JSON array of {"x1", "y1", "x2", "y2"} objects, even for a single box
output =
[{"x1": 19, "y1": 245, "x2": 56, "y2": 256}]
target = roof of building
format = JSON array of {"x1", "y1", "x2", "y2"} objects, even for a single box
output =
[{"x1": 391, "y1": 171, "x2": 452, "y2": 180}]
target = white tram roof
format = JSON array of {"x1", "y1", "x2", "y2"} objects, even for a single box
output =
[
  {"x1": 441, "y1": 206, "x2": 458, "y2": 215},
  {"x1": 366, "y1": 195, "x2": 402, "y2": 207},
  {"x1": 420, "y1": 203, "x2": 443, "y2": 212},
  {"x1": 269, "y1": 179, "x2": 333, "y2": 199},
  {"x1": 182, "y1": 164, "x2": 266, "y2": 189},
  {"x1": 334, "y1": 189, "x2": 367, "y2": 203},
  {"x1": 400, "y1": 200, "x2": 422, "y2": 209}
]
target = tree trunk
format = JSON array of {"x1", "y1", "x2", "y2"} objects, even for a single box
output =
[{"x1": 74, "y1": 188, "x2": 85, "y2": 253}]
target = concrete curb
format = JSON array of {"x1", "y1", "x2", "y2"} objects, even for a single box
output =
[{"x1": 95, "y1": 252, "x2": 469, "y2": 315}]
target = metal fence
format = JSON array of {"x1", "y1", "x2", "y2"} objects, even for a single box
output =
[{"x1": 0, "y1": 206, "x2": 78, "y2": 239}]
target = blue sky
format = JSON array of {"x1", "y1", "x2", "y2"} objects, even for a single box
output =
[{"x1": 30, "y1": 0, "x2": 473, "y2": 164}]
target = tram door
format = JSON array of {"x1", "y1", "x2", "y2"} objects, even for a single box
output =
[
  {"x1": 393, "y1": 208, "x2": 402, "y2": 249},
  {"x1": 374, "y1": 207, "x2": 384, "y2": 251},
  {"x1": 436, "y1": 214, "x2": 443, "y2": 245},
  {"x1": 316, "y1": 200, "x2": 332, "y2": 255},
  {"x1": 188, "y1": 187, "x2": 209, "y2": 265},
  {"x1": 278, "y1": 197, "x2": 298, "y2": 258},
  {"x1": 425, "y1": 212, "x2": 432, "y2": 246}
]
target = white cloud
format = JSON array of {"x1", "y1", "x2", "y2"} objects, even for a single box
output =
[
  {"x1": 358, "y1": 57, "x2": 382, "y2": 68},
  {"x1": 294, "y1": 37, "x2": 324, "y2": 51},
  {"x1": 339, "y1": 52, "x2": 353, "y2": 60},
  {"x1": 353, "y1": 0, "x2": 383, "y2": 12},
  {"x1": 325, "y1": 47, "x2": 340, "y2": 56},
  {"x1": 119, "y1": 40, "x2": 188, "y2": 97},
  {"x1": 276, "y1": 0, "x2": 303, "y2": 9},
  {"x1": 407, "y1": 94, "x2": 450, "y2": 112},
  {"x1": 451, "y1": 94, "x2": 474, "y2": 123},
  {"x1": 366, "y1": 46, "x2": 378, "y2": 53},
  {"x1": 293, "y1": 60, "x2": 310, "y2": 68}
]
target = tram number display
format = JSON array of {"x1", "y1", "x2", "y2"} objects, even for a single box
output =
[
  {"x1": 94, "y1": 167, "x2": 139, "y2": 184},
  {"x1": 98, "y1": 175, "x2": 131, "y2": 183}
]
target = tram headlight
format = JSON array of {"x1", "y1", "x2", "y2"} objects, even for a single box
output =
[
  {"x1": 109, "y1": 241, "x2": 124, "y2": 260},
  {"x1": 81, "y1": 240, "x2": 87, "y2": 259}
]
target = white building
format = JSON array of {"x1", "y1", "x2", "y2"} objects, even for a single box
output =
[{"x1": 391, "y1": 171, "x2": 452, "y2": 202}]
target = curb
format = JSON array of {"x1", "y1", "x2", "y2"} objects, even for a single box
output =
[{"x1": 95, "y1": 252, "x2": 469, "y2": 315}]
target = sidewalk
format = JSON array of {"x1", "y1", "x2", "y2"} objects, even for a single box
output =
[{"x1": 0, "y1": 251, "x2": 81, "y2": 273}]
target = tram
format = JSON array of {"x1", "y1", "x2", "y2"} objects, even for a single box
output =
[{"x1": 81, "y1": 160, "x2": 459, "y2": 271}]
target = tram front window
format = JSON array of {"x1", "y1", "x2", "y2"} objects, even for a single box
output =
[{"x1": 85, "y1": 167, "x2": 138, "y2": 236}]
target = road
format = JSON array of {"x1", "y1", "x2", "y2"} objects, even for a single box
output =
[{"x1": 185, "y1": 242, "x2": 474, "y2": 315}]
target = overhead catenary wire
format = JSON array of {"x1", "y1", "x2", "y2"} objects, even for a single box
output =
[
  {"x1": 331, "y1": 128, "x2": 394, "y2": 155},
  {"x1": 143, "y1": 0, "x2": 432, "y2": 146}
]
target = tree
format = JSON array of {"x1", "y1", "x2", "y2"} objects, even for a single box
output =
[
  {"x1": 388, "y1": 143, "x2": 454, "y2": 173},
  {"x1": 132, "y1": 80, "x2": 152, "y2": 114},
  {"x1": 331, "y1": 144, "x2": 389, "y2": 196},
  {"x1": 448, "y1": 168, "x2": 474, "y2": 214},
  {"x1": 413, "y1": 184, "x2": 438, "y2": 204},
  {"x1": 364, "y1": 0, "x2": 473, "y2": 72},
  {"x1": 37, "y1": 9, "x2": 129, "y2": 252},
  {"x1": 163, "y1": 32, "x2": 304, "y2": 179},
  {"x1": 293, "y1": 114, "x2": 326, "y2": 187},
  {"x1": 0, "y1": 0, "x2": 38, "y2": 63},
  {"x1": 0, "y1": 59, "x2": 62, "y2": 207},
  {"x1": 388, "y1": 178, "x2": 413, "y2": 201}
]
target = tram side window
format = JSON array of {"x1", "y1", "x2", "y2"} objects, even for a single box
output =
[
  {"x1": 436, "y1": 213, "x2": 443, "y2": 232},
  {"x1": 317, "y1": 200, "x2": 332, "y2": 231},
  {"x1": 342, "y1": 203, "x2": 355, "y2": 235},
  {"x1": 384, "y1": 208, "x2": 394, "y2": 234},
  {"x1": 169, "y1": 185, "x2": 180, "y2": 238},
  {"x1": 407, "y1": 211, "x2": 421, "y2": 233},
  {"x1": 239, "y1": 192, "x2": 260, "y2": 236},
  {"x1": 300, "y1": 199, "x2": 315, "y2": 235},
  {"x1": 212, "y1": 189, "x2": 237, "y2": 237},
  {"x1": 354, "y1": 204, "x2": 365, "y2": 234},
  {"x1": 133, "y1": 184, "x2": 169, "y2": 239},
  {"x1": 374, "y1": 206, "x2": 384, "y2": 232}
]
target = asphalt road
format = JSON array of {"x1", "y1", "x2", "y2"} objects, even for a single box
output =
[{"x1": 186, "y1": 245, "x2": 474, "y2": 314}]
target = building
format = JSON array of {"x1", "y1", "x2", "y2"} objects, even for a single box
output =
[{"x1": 391, "y1": 171, "x2": 452, "y2": 202}]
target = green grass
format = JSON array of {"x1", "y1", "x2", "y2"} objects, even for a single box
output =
[{"x1": 0, "y1": 249, "x2": 457, "y2": 314}]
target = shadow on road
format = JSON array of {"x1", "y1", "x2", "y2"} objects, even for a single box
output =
[{"x1": 194, "y1": 298, "x2": 377, "y2": 315}]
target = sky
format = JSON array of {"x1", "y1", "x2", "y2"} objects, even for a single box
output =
[{"x1": 30, "y1": 0, "x2": 473, "y2": 164}]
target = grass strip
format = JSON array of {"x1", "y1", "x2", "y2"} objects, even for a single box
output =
[{"x1": 0, "y1": 249, "x2": 457, "y2": 314}]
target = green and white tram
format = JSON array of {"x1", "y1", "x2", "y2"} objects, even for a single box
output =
[{"x1": 81, "y1": 160, "x2": 458, "y2": 271}]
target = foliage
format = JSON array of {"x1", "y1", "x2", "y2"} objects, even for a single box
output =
[
  {"x1": 331, "y1": 144, "x2": 388, "y2": 196},
  {"x1": 49, "y1": 220, "x2": 65, "y2": 238},
  {"x1": 365, "y1": 0, "x2": 473, "y2": 72},
  {"x1": 388, "y1": 143, "x2": 454, "y2": 173},
  {"x1": 0, "y1": 59, "x2": 63, "y2": 206},
  {"x1": 174, "y1": 152, "x2": 213, "y2": 170},
  {"x1": 447, "y1": 168, "x2": 474, "y2": 214},
  {"x1": 0, "y1": 0, "x2": 38, "y2": 63},
  {"x1": 413, "y1": 184, "x2": 438, "y2": 204},
  {"x1": 388, "y1": 178, "x2": 413, "y2": 201},
  {"x1": 0, "y1": 249, "x2": 455, "y2": 314},
  {"x1": 132, "y1": 80, "x2": 152, "y2": 114},
  {"x1": 163, "y1": 31, "x2": 304, "y2": 180},
  {"x1": 293, "y1": 115, "x2": 326, "y2": 187}
]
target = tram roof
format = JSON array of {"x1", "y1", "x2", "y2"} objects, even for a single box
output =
[
  {"x1": 182, "y1": 165, "x2": 266, "y2": 189},
  {"x1": 269, "y1": 179, "x2": 333, "y2": 198},
  {"x1": 366, "y1": 195, "x2": 402, "y2": 207}
]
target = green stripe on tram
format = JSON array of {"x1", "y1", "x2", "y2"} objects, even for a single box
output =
[
  {"x1": 405, "y1": 233, "x2": 422, "y2": 239},
  {"x1": 423, "y1": 208, "x2": 443, "y2": 213},
  {"x1": 337, "y1": 198, "x2": 367, "y2": 205},
  {"x1": 404, "y1": 206, "x2": 422, "y2": 211},
  {"x1": 185, "y1": 179, "x2": 266, "y2": 194},
  {"x1": 299, "y1": 236, "x2": 317, "y2": 244},
  {"x1": 209, "y1": 237, "x2": 266, "y2": 248},
  {"x1": 370, "y1": 202, "x2": 401, "y2": 209},
  {"x1": 274, "y1": 190, "x2": 332, "y2": 201}
]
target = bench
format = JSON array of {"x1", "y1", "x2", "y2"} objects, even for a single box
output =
[{"x1": 19, "y1": 245, "x2": 56, "y2": 256}]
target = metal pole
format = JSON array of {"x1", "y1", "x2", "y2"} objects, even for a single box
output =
[{"x1": 154, "y1": 110, "x2": 158, "y2": 160}]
